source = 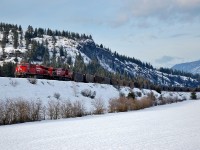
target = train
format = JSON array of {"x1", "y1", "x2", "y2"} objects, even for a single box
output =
[{"x1": 15, "y1": 63, "x2": 134, "y2": 88}]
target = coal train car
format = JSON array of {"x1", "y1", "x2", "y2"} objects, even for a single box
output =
[
  {"x1": 73, "y1": 72, "x2": 84, "y2": 82},
  {"x1": 104, "y1": 77, "x2": 111, "y2": 84},
  {"x1": 94, "y1": 75, "x2": 104, "y2": 84},
  {"x1": 111, "y1": 78, "x2": 118, "y2": 86},
  {"x1": 94, "y1": 75, "x2": 111, "y2": 84},
  {"x1": 85, "y1": 74, "x2": 94, "y2": 83}
]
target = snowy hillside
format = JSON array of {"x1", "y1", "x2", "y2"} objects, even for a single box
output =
[
  {"x1": 0, "y1": 100, "x2": 200, "y2": 150},
  {"x1": 172, "y1": 60, "x2": 200, "y2": 74},
  {"x1": 0, "y1": 77, "x2": 121, "y2": 112},
  {"x1": 0, "y1": 31, "x2": 91, "y2": 66},
  {"x1": 0, "y1": 77, "x2": 199, "y2": 112}
]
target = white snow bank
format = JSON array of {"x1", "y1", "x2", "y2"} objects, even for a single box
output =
[{"x1": 1, "y1": 77, "x2": 200, "y2": 111}]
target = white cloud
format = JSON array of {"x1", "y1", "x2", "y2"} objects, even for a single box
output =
[
  {"x1": 114, "y1": 0, "x2": 200, "y2": 27},
  {"x1": 155, "y1": 55, "x2": 185, "y2": 67},
  {"x1": 155, "y1": 56, "x2": 177, "y2": 64}
]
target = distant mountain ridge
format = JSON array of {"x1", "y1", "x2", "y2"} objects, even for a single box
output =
[{"x1": 172, "y1": 60, "x2": 200, "y2": 74}]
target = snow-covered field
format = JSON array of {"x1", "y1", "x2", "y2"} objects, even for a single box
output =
[{"x1": 0, "y1": 100, "x2": 200, "y2": 150}]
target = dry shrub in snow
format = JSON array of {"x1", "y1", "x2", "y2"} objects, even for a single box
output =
[
  {"x1": 119, "y1": 92, "x2": 125, "y2": 97},
  {"x1": 136, "y1": 91, "x2": 142, "y2": 97},
  {"x1": 28, "y1": 77, "x2": 37, "y2": 84},
  {"x1": 158, "y1": 95, "x2": 183, "y2": 105},
  {"x1": 116, "y1": 97, "x2": 129, "y2": 112},
  {"x1": 72, "y1": 100, "x2": 85, "y2": 117},
  {"x1": 109, "y1": 97, "x2": 130, "y2": 113},
  {"x1": 147, "y1": 92, "x2": 156, "y2": 106},
  {"x1": 54, "y1": 92, "x2": 61, "y2": 100},
  {"x1": 167, "y1": 96, "x2": 179, "y2": 103},
  {"x1": 0, "y1": 99, "x2": 15, "y2": 125},
  {"x1": 136, "y1": 97, "x2": 154, "y2": 109},
  {"x1": 0, "y1": 98, "x2": 44, "y2": 125},
  {"x1": 91, "y1": 98, "x2": 106, "y2": 114},
  {"x1": 81, "y1": 89, "x2": 96, "y2": 99},
  {"x1": 0, "y1": 101, "x2": 4, "y2": 124},
  {"x1": 5, "y1": 99, "x2": 19, "y2": 124},
  {"x1": 0, "y1": 98, "x2": 86, "y2": 125},
  {"x1": 47, "y1": 99, "x2": 86, "y2": 119},
  {"x1": 109, "y1": 95, "x2": 154, "y2": 113},
  {"x1": 47, "y1": 99, "x2": 61, "y2": 120},
  {"x1": 108, "y1": 98, "x2": 118, "y2": 113},
  {"x1": 108, "y1": 97, "x2": 141, "y2": 113},
  {"x1": 16, "y1": 99, "x2": 30, "y2": 122},
  {"x1": 29, "y1": 99, "x2": 43, "y2": 121},
  {"x1": 60, "y1": 100, "x2": 73, "y2": 118},
  {"x1": 7, "y1": 98, "x2": 30, "y2": 124},
  {"x1": 9, "y1": 78, "x2": 18, "y2": 87},
  {"x1": 127, "y1": 92, "x2": 135, "y2": 99}
]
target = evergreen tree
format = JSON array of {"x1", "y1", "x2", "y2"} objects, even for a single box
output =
[
  {"x1": 26, "y1": 40, "x2": 37, "y2": 62},
  {"x1": 56, "y1": 56, "x2": 62, "y2": 68},
  {"x1": 13, "y1": 30, "x2": 19, "y2": 49},
  {"x1": 51, "y1": 48, "x2": 57, "y2": 67},
  {"x1": 1, "y1": 62, "x2": 16, "y2": 77},
  {"x1": 47, "y1": 28, "x2": 53, "y2": 36},
  {"x1": 52, "y1": 35, "x2": 57, "y2": 45},
  {"x1": 25, "y1": 25, "x2": 34, "y2": 48},
  {"x1": 1, "y1": 32, "x2": 7, "y2": 58},
  {"x1": 37, "y1": 28, "x2": 44, "y2": 37},
  {"x1": 100, "y1": 44, "x2": 103, "y2": 48},
  {"x1": 18, "y1": 25, "x2": 22, "y2": 32},
  {"x1": 1, "y1": 32, "x2": 7, "y2": 49},
  {"x1": 73, "y1": 53, "x2": 86, "y2": 73},
  {"x1": 67, "y1": 56, "x2": 72, "y2": 66},
  {"x1": 191, "y1": 91, "x2": 197, "y2": 100},
  {"x1": 33, "y1": 28, "x2": 38, "y2": 37},
  {"x1": 59, "y1": 46, "x2": 64, "y2": 57},
  {"x1": 42, "y1": 48, "x2": 50, "y2": 66},
  {"x1": 14, "y1": 55, "x2": 18, "y2": 63}
]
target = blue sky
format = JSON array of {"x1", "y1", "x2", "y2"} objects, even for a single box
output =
[{"x1": 1, "y1": 0, "x2": 200, "y2": 68}]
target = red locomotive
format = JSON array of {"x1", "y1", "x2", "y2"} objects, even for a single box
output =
[{"x1": 15, "y1": 63, "x2": 72, "y2": 80}]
